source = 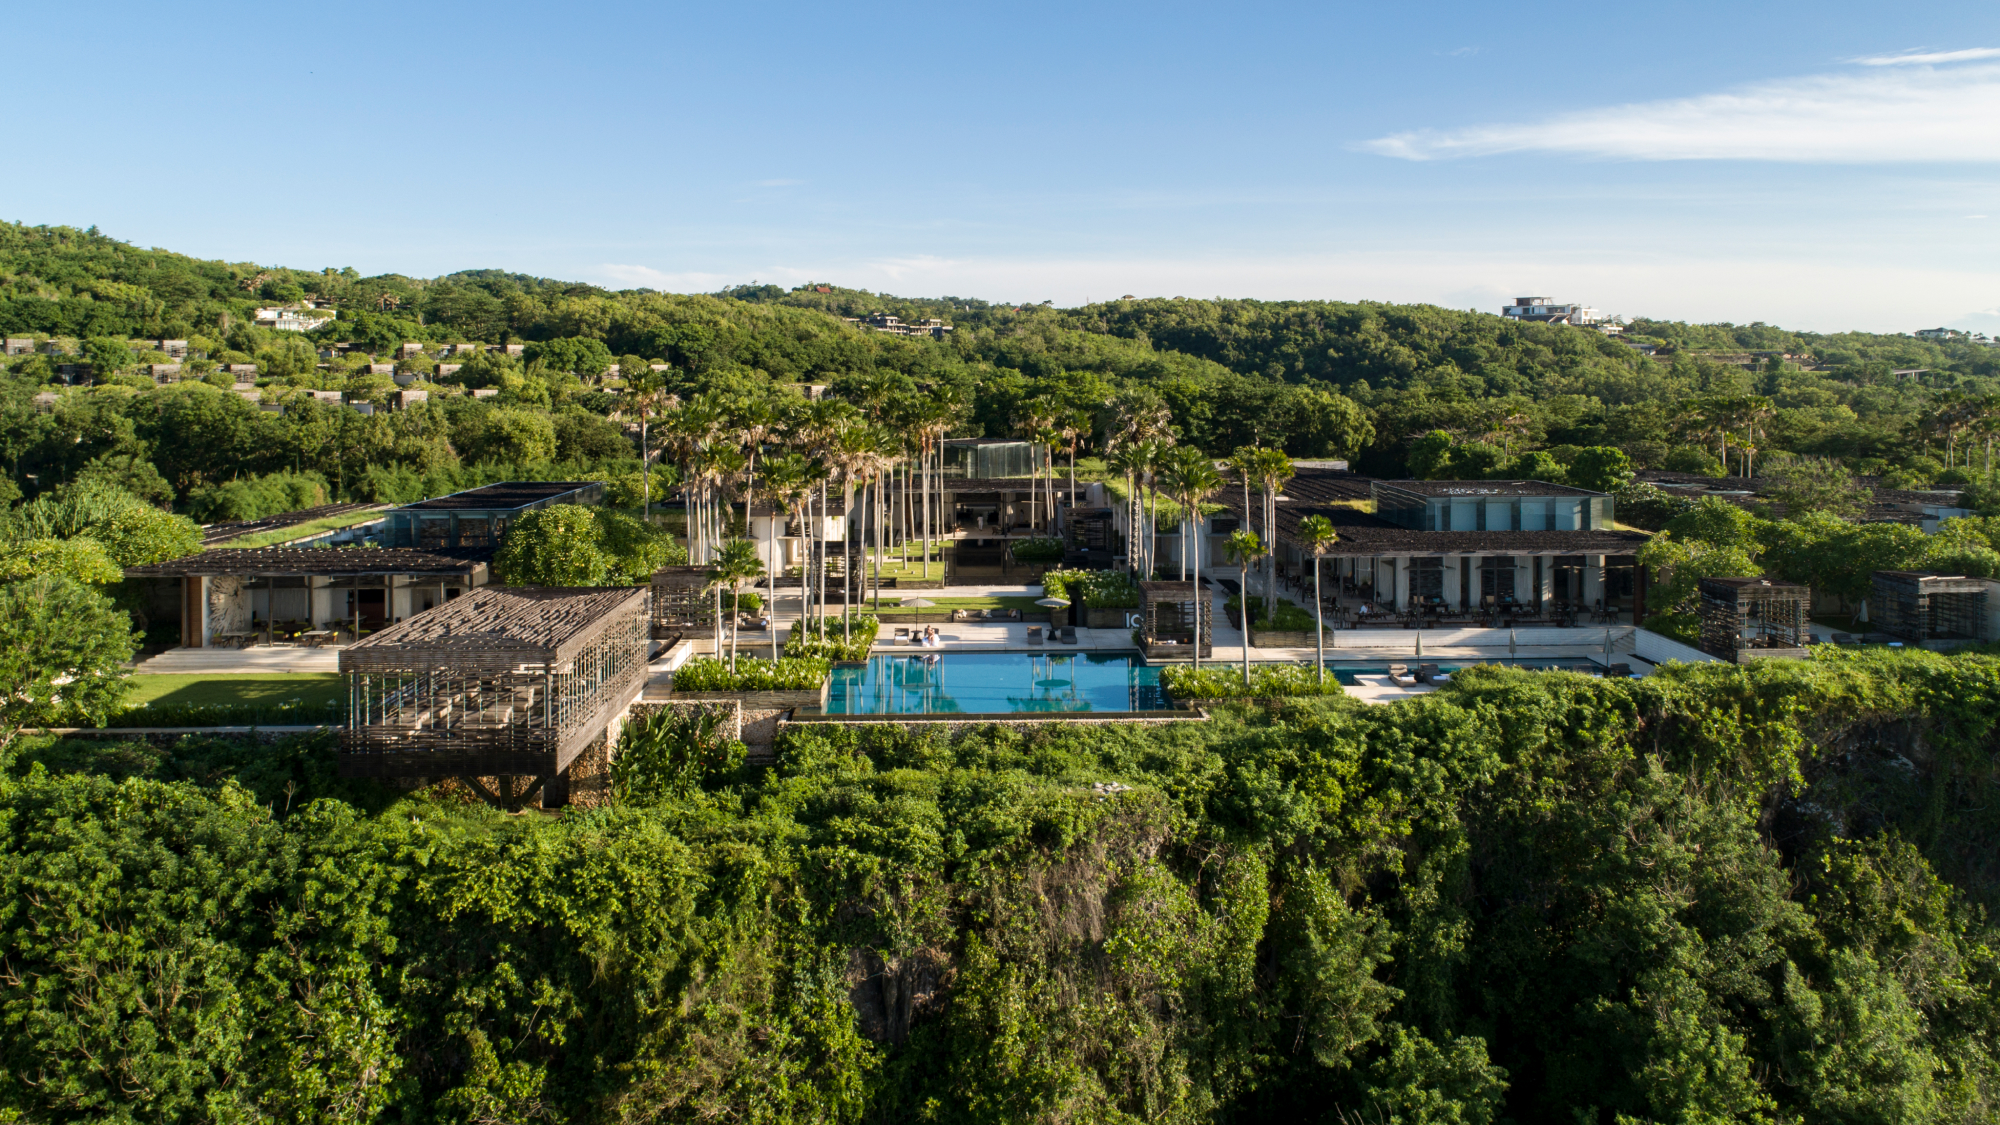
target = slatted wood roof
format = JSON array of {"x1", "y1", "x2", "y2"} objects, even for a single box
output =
[{"x1": 341, "y1": 585, "x2": 648, "y2": 670}]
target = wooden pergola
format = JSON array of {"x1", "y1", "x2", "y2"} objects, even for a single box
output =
[
  {"x1": 650, "y1": 565, "x2": 715, "y2": 640},
  {"x1": 1139, "y1": 580, "x2": 1211, "y2": 660},
  {"x1": 339, "y1": 585, "x2": 651, "y2": 808},
  {"x1": 1697, "y1": 576, "x2": 1811, "y2": 661},
  {"x1": 1873, "y1": 571, "x2": 1990, "y2": 643}
]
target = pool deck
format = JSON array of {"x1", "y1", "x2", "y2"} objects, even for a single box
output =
[{"x1": 676, "y1": 581, "x2": 1645, "y2": 709}]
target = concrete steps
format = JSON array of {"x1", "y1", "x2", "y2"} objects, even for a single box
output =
[{"x1": 134, "y1": 647, "x2": 342, "y2": 674}]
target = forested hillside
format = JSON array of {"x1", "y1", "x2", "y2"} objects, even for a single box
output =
[
  {"x1": 6, "y1": 222, "x2": 2000, "y2": 492},
  {"x1": 3, "y1": 655, "x2": 2000, "y2": 1121}
]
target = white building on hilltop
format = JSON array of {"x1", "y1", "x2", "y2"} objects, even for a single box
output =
[{"x1": 1501, "y1": 297, "x2": 1608, "y2": 327}]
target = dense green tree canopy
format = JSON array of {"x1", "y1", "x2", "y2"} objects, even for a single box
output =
[{"x1": 0, "y1": 655, "x2": 1992, "y2": 1119}]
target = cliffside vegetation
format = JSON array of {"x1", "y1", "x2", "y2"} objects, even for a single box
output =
[{"x1": 2, "y1": 652, "x2": 1999, "y2": 1121}]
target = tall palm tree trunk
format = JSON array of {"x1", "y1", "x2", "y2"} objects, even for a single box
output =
[{"x1": 1312, "y1": 556, "x2": 1325, "y2": 685}]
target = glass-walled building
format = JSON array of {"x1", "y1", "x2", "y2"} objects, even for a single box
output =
[
  {"x1": 941, "y1": 439, "x2": 1048, "y2": 480},
  {"x1": 1373, "y1": 480, "x2": 1614, "y2": 532}
]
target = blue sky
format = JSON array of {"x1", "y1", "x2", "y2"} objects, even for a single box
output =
[{"x1": 8, "y1": 1, "x2": 2000, "y2": 332}]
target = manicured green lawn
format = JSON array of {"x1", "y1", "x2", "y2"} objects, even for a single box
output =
[
  {"x1": 863, "y1": 595, "x2": 1047, "y2": 612},
  {"x1": 126, "y1": 674, "x2": 345, "y2": 710}
]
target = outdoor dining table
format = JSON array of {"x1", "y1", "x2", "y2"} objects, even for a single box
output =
[{"x1": 298, "y1": 630, "x2": 338, "y2": 647}]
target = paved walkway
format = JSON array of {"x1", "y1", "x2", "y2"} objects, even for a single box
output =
[{"x1": 134, "y1": 646, "x2": 341, "y2": 674}]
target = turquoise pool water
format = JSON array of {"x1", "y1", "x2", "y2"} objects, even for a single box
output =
[{"x1": 825, "y1": 652, "x2": 1170, "y2": 714}]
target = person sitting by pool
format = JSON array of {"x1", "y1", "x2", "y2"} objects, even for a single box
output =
[{"x1": 921, "y1": 626, "x2": 942, "y2": 648}]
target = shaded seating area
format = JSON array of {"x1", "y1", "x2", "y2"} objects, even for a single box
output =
[
  {"x1": 1140, "y1": 581, "x2": 1212, "y2": 659},
  {"x1": 650, "y1": 565, "x2": 715, "y2": 640},
  {"x1": 123, "y1": 547, "x2": 492, "y2": 649},
  {"x1": 1697, "y1": 576, "x2": 1811, "y2": 661},
  {"x1": 1873, "y1": 571, "x2": 1991, "y2": 644},
  {"x1": 339, "y1": 586, "x2": 651, "y2": 809}
]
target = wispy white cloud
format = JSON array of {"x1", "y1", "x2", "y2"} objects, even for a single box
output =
[
  {"x1": 754, "y1": 178, "x2": 805, "y2": 187},
  {"x1": 1854, "y1": 47, "x2": 2000, "y2": 66},
  {"x1": 1361, "y1": 57, "x2": 2000, "y2": 162},
  {"x1": 595, "y1": 263, "x2": 735, "y2": 290}
]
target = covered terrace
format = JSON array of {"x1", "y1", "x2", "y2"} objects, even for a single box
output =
[{"x1": 124, "y1": 546, "x2": 492, "y2": 649}]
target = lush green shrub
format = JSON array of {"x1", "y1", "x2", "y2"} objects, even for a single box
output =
[
  {"x1": 613, "y1": 706, "x2": 746, "y2": 803},
  {"x1": 784, "y1": 614, "x2": 878, "y2": 662},
  {"x1": 1160, "y1": 661, "x2": 1344, "y2": 699},
  {"x1": 1227, "y1": 594, "x2": 1319, "y2": 631},
  {"x1": 1010, "y1": 536, "x2": 1065, "y2": 562},
  {"x1": 671, "y1": 655, "x2": 830, "y2": 692},
  {"x1": 107, "y1": 697, "x2": 343, "y2": 728},
  {"x1": 1045, "y1": 568, "x2": 1141, "y2": 609}
]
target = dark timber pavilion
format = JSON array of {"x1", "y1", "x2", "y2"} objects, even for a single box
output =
[
  {"x1": 1873, "y1": 571, "x2": 1991, "y2": 645},
  {"x1": 339, "y1": 585, "x2": 651, "y2": 808},
  {"x1": 1139, "y1": 580, "x2": 1212, "y2": 660},
  {"x1": 1697, "y1": 576, "x2": 1812, "y2": 661}
]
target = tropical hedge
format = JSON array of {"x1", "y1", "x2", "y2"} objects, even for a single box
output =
[{"x1": 0, "y1": 651, "x2": 1995, "y2": 1120}]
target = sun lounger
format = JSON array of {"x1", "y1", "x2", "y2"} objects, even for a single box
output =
[
  {"x1": 1415, "y1": 663, "x2": 1440, "y2": 684},
  {"x1": 1027, "y1": 625, "x2": 1044, "y2": 645},
  {"x1": 1059, "y1": 626, "x2": 1077, "y2": 644},
  {"x1": 1387, "y1": 664, "x2": 1417, "y2": 688}
]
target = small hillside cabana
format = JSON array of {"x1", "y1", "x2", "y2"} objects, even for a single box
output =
[
  {"x1": 339, "y1": 585, "x2": 651, "y2": 808},
  {"x1": 1139, "y1": 580, "x2": 1212, "y2": 660},
  {"x1": 1873, "y1": 571, "x2": 1990, "y2": 644},
  {"x1": 1697, "y1": 576, "x2": 1811, "y2": 661},
  {"x1": 650, "y1": 565, "x2": 715, "y2": 640}
]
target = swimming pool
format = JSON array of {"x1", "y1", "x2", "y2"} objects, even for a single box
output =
[{"x1": 824, "y1": 652, "x2": 1170, "y2": 714}]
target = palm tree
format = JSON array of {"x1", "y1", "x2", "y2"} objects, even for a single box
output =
[
  {"x1": 1226, "y1": 528, "x2": 1266, "y2": 686},
  {"x1": 757, "y1": 452, "x2": 816, "y2": 617},
  {"x1": 826, "y1": 421, "x2": 886, "y2": 639},
  {"x1": 1106, "y1": 389, "x2": 1174, "y2": 577},
  {"x1": 712, "y1": 538, "x2": 766, "y2": 672},
  {"x1": 1297, "y1": 514, "x2": 1338, "y2": 685},
  {"x1": 1160, "y1": 446, "x2": 1223, "y2": 670},
  {"x1": 624, "y1": 368, "x2": 672, "y2": 519},
  {"x1": 1252, "y1": 447, "x2": 1295, "y2": 614},
  {"x1": 1228, "y1": 447, "x2": 1260, "y2": 588},
  {"x1": 793, "y1": 397, "x2": 856, "y2": 622},
  {"x1": 1107, "y1": 441, "x2": 1152, "y2": 579},
  {"x1": 1034, "y1": 423, "x2": 1065, "y2": 530}
]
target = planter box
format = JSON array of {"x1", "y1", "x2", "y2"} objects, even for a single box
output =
[
  {"x1": 671, "y1": 681, "x2": 831, "y2": 711},
  {"x1": 1084, "y1": 606, "x2": 1140, "y2": 629},
  {"x1": 1142, "y1": 641, "x2": 1213, "y2": 661},
  {"x1": 1249, "y1": 629, "x2": 1316, "y2": 648}
]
